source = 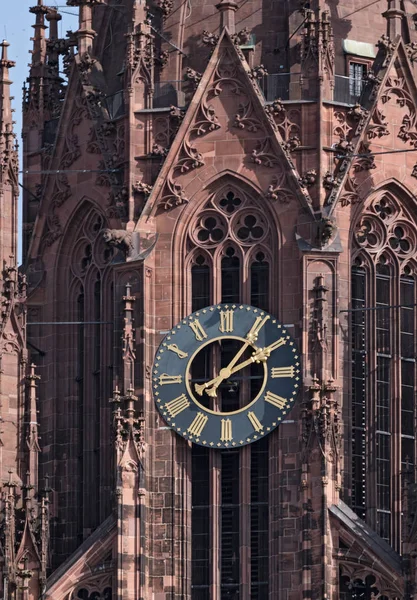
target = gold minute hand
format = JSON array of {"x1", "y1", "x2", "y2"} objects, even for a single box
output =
[
  {"x1": 194, "y1": 315, "x2": 271, "y2": 397},
  {"x1": 228, "y1": 337, "x2": 287, "y2": 376}
]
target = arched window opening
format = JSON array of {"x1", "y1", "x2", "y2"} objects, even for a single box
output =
[
  {"x1": 188, "y1": 184, "x2": 275, "y2": 600},
  {"x1": 351, "y1": 192, "x2": 417, "y2": 551}
]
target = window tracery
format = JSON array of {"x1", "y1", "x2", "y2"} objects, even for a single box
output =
[
  {"x1": 339, "y1": 566, "x2": 401, "y2": 600},
  {"x1": 351, "y1": 191, "x2": 417, "y2": 550}
]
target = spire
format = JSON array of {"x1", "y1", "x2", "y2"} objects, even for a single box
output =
[
  {"x1": 383, "y1": 0, "x2": 406, "y2": 39},
  {"x1": 68, "y1": 0, "x2": 97, "y2": 56},
  {"x1": 216, "y1": 0, "x2": 238, "y2": 33},
  {"x1": 26, "y1": 364, "x2": 41, "y2": 490},
  {"x1": 0, "y1": 41, "x2": 15, "y2": 132},
  {"x1": 29, "y1": 0, "x2": 48, "y2": 73}
]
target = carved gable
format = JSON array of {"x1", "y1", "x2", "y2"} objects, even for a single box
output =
[
  {"x1": 325, "y1": 37, "x2": 417, "y2": 213},
  {"x1": 141, "y1": 30, "x2": 315, "y2": 219}
]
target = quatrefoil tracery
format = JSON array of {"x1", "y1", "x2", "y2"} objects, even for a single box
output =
[
  {"x1": 190, "y1": 189, "x2": 270, "y2": 250},
  {"x1": 355, "y1": 195, "x2": 416, "y2": 259}
]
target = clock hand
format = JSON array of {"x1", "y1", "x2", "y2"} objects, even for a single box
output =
[
  {"x1": 228, "y1": 337, "x2": 287, "y2": 376},
  {"x1": 195, "y1": 316, "x2": 271, "y2": 397}
]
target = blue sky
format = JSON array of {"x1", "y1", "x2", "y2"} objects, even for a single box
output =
[{"x1": 2, "y1": 2, "x2": 76, "y2": 262}]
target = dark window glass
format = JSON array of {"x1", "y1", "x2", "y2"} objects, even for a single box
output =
[
  {"x1": 251, "y1": 252, "x2": 269, "y2": 311},
  {"x1": 77, "y1": 290, "x2": 85, "y2": 544},
  {"x1": 375, "y1": 265, "x2": 391, "y2": 543},
  {"x1": 192, "y1": 255, "x2": 210, "y2": 311},
  {"x1": 192, "y1": 446, "x2": 210, "y2": 596},
  {"x1": 376, "y1": 266, "x2": 391, "y2": 354},
  {"x1": 251, "y1": 437, "x2": 269, "y2": 600},
  {"x1": 221, "y1": 451, "x2": 240, "y2": 600},
  {"x1": 351, "y1": 267, "x2": 367, "y2": 519},
  {"x1": 349, "y1": 61, "x2": 366, "y2": 97},
  {"x1": 221, "y1": 248, "x2": 240, "y2": 304},
  {"x1": 401, "y1": 276, "x2": 415, "y2": 488}
]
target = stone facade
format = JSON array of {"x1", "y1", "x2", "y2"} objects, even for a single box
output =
[{"x1": 0, "y1": 0, "x2": 417, "y2": 598}]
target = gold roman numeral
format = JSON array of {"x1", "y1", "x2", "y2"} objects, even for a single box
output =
[
  {"x1": 166, "y1": 344, "x2": 188, "y2": 359},
  {"x1": 264, "y1": 391, "x2": 287, "y2": 409},
  {"x1": 189, "y1": 320, "x2": 208, "y2": 342},
  {"x1": 158, "y1": 373, "x2": 183, "y2": 385},
  {"x1": 247, "y1": 411, "x2": 263, "y2": 432},
  {"x1": 220, "y1": 418, "x2": 233, "y2": 441},
  {"x1": 187, "y1": 413, "x2": 208, "y2": 437},
  {"x1": 271, "y1": 366, "x2": 295, "y2": 378},
  {"x1": 165, "y1": 394, "x2": 190, "y2": 417},
  {"x1": 219, "y1": 310, "x2": 234, "y2": 333},
  {"x1": 247, "y1": 315, "x2": 270, "y2": 343}
]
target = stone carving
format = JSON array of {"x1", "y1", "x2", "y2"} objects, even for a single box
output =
[
  {"x1": 159, "y1": 174, "x2": 189, "y2": 210},
  {"x1": 317, "y1": 216, "x2": 336, "y2": 247},
  {"x1": 155, "y1": 50, "x2": 169, "y2": 69},
  {"x1": 231, "y1": 27, "x2": 252, "y2": 46},
  {"x1": 132, "y1": 181, "x2": 153, "y2": 196},
  {"x1": 152, "y1": 0, "x2": 174, "y2": 17},
  {"x1": 376, "y1": 34, "x2": 396, "y2": 67},
  {"x1": 301, "y1": 9, "x2": 334, "y2": 80},
  {"x1": 353, "y1": 142, "x2": 375, "y2": 171},
  {"x1": 265, "y1": 98, "x2": 285, "y2": 119},
  {"x1": 339, "y1": 174, "x2": 359, "y2": 207},
  {"x1": 234, "y1": 100, "x2": 263, "y2": 132},
  {"x1": 265, "y1": 180, "x2": 293, "y2": 204},
  {"x1": 250, "y1": 64, "x2": 268, "y2": 80},
  {"x1": 367, "y1": 107, "x2": 389, "y2": 139},
  {"x1": 185, "y1": 68, "x2": 202, "y2": 86},
  {"x1": 299, "y1": 169, "x2": 317, "y2": 188},
  {"x1": 284, "y1": 135, "x2": 301, "y2": 152},
  {"x1": 103, "y1": 229, "x2": 133, "y2": 253},
  {"x1": 251, "y1": 139, "x2": 280, "y2": 168},
  {"x1": 202, "y1": 30, "x2": 219, "y2": 47},
  {"x1": 406, "y1": 41, "x2": 417, "y2": 63},
  {"x1": 347, "y1": 103, "x2": 369, "y2": 121}
]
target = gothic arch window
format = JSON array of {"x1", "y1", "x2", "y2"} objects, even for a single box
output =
[
  {"x1": 57, "y1": 205, "x2": 115, "y2": 540},
  {"x1": 186, "y1": 182, "x2": 277, "y2": 600},
  {"x1": 351, "y1": 191, "x2": 417, "y2": 550}
]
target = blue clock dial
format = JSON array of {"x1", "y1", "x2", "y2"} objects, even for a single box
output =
[{"x1": 152, "y1": 304, "x2": 301, "y2": 448}]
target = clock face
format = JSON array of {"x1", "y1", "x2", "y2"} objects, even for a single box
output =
[{"x1": 152, "y1": 304, "x2": 301, "y2": 448}]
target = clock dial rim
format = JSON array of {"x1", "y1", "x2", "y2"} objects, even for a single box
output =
[{"x1": 152, "y1": 303, "x2": 301, "y2": 448}]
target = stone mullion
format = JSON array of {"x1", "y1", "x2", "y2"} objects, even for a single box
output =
[{"x1": 391, "y1": 272, "x2": 401, "y2": 552}]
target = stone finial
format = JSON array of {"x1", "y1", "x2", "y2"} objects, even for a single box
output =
[
  {"x1": 29, "y1": 0, "x2": 48, "y2": 70},
  {"x1": 67, "y1": 0, "x2": 97, "y2": 56},
  {"x1": 216, "y1": 0, "x2": 238, "y2": 34},
  {"x1": 383, "y1": 0, "x2": 405, "y2": 39},
  {"x1": 46, "y1": 9, "x2": 62, "y2": 41},
  {"x1": 0, "y1": 41, "x2": 15, "y2": 130}
]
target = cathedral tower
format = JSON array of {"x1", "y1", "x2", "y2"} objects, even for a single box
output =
[{"x1": 15, "y1": 0, "x2": 417, "y2": 598}]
